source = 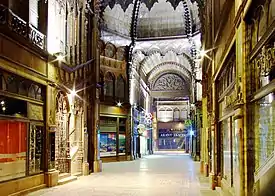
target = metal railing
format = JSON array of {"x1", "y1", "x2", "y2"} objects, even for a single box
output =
[{"x1": 0, "y1": 4, "x2": 46, "y2": 50}]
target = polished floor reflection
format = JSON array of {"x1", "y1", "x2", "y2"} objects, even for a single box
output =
[{"x1": 28, "y1": 152, "x2": 218, "y2": 196}]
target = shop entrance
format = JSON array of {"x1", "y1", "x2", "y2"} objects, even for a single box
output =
[{"x1": 55, "y1": 93, "x2": 70, "y2": 174}]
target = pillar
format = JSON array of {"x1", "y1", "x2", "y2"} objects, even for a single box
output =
[
  {"x1": 91, "y1": 15, "x2": 101, "y2": 172},
  {"x1": 234, "y1": 106, "x2": 244, "y2": 196},
  {"x1": 86, "y1": 5, "x2": 101, "y2": 173},
  {"x1": 45, "y1": 84, "x2": 59, "y2": 187}
]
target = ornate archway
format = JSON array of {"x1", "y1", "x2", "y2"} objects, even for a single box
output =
[{"x1": 55, "y1": 92, "x2": 70, "y2": 174}]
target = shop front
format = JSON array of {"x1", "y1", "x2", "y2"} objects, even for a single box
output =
[
  {"x1": 216, "y1": 48, "x2": 241, "y2": 195},
  {"x1": 99, "y1": 105, "x2": 130, "y2": 162},
  {"x1": 246, "y1": 3, "x2": 275, "y2": 192},
  {"x1": 0, "y1": 68, "x2": 46, "y2": 194},
  {"x1": 158, "y1": 129, "x2": 187, "y2": 150}
]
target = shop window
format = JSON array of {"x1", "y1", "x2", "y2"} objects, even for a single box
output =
[
  {"x1": 0, "y1": 120, "x2": 27, "y2": 182},
  {"x1": 116, "y1": 75, "x2": 125, "y2": 100},
  {"x1": 99, "y1": 117, "x2": 117, "y2": 157},
  {"x1": 222, "y1": 118, "x2": 233, "y2": 186},
  {"x1": 119, "y1": 118, "x2": 126, "y2": 155},
  {"x1": 255, "y1": 93, "x2": 275, "y2": 169},
  {"x1": 104, "y1": 72, "x2": 114, "y2": 98},
  {"x1": 0, "y1": 96, "x2": 27, "y2": 117},
  {"x1": 100, "y1": 133, "x2": 116, "y2": 157}
]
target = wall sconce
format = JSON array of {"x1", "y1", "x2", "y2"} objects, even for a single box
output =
[
  {"x1": 54, "y1": 52, "x2": 65, "y2": 61},
  {"x1": 70, "y1": 89, "x2": 77, "y2": 97},
  {"x1": 117, "y1": 101, "x2": 122, "y2": 107}
]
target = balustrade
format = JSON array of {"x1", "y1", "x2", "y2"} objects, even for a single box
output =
[{"x1": 0, "y1": 4, "x2": 46, "y2": 50}]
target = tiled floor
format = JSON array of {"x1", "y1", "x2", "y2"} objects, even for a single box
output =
[{"x1": 28, "y1": 152, "x2": 218, "y2": 196}]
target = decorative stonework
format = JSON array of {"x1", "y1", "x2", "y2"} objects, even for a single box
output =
[
  {"x1": 105, "y1": 43, "x2": 116, "y2": 58},
  {"x1": 27, "y1": 103, "x2": 44, "y2": 121},
  {"x1": 152, "y1": 73, "x2": 186, "y2": 91}
]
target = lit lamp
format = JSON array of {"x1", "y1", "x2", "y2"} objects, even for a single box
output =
[
  {"x1": 116, "y1": 101, "x2": 122, "y2": 107},
  {"x1": 70, "y1": 89, "x2": 77, "y2": 97},
  {"x1": 54, "y1": 52, "x2": 65, "y2": 62}
]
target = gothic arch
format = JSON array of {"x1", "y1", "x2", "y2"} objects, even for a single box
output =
[
  {"x1": 56, "y1": 91, "x2": 70, "y2": 114},
  {"x1": 147, "y1": 62, "x2": 193, "y2": 84}
]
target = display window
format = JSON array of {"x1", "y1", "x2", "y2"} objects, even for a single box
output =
[
  {"x1": 119, "y1": 134, "x2": 126, "y2": 155},
  {"x1": 254, "y1": 93, "x2": 275, "y2": 169},
  {"x1": 158, "y1": 129, "x2": 186, "y2": 150},
  {"x1": 233, "y1": 119, "x2": 240, "y2": 193},
  {"x1": 99, "y1": 116, "x2": 127, "y2": 157},
  {"x1": 100, "y1": 133, "x2": 116, "y2": 157},
  {"x1": 222, "y1": 118, "x2": 233, "y2": 186},
  {"x1": 0, "y1": 120, "x2": 27, "y2": 182}
]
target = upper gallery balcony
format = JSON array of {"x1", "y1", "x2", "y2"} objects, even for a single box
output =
[{"x1": 0, "y1": 4, "x2": 46, "y2": 51}]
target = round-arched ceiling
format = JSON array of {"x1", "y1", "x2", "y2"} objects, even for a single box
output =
[{"x1": 102, "y1": 0, "x2": 201, "y2": 38}]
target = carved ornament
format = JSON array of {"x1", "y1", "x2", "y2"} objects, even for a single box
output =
[
  {"x1": 253, "y1": 45, "x2": 275, "y2": 78},
  {"x1": 152, "y1": 73, "x2": 186, "y2": 91},
  {"x1": 27, "y1": 103, "x2": 44, "y2": 121}
]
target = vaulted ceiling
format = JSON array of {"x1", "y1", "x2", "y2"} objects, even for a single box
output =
[
  {"x1": 102, "y1": 0, "x2": 202, "y2": 38},
  {"x1": 100, "y1": 0, "x2": 203, "y2": 101}
]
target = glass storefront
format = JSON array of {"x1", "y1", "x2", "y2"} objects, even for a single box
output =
[
  {"x1": 0, "y1": 121, "x2": 27, "y2": 182},
  {"x1": 100, "y1": 133, "x2": 116, "y2": 157},
  {"x1": 158, "y1": 129, "x2": 186, "y2": 150},
  {"x1": 221, "y1": 117, "x2": 235, "y2": 187},
  {"x1": 254, "y1": 92, "x2": 275, "y2": 169},
  {"x1": 233, "y1": 119, "x2": 240, "y2": 193},
  {"x1": 222, "y1": 118, "x2": 232, "y2": 184},
  {"x1": 99, "y1": 116, "x2": 127, "y2": 157},
  {"x1": 119, "y1": 134, "x2": 126, "y2": 155},
  {"x1": 0, "y1": 92, "x2": 44, "y2": 182}
]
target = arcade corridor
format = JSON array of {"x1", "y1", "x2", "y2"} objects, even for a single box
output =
[{"x1": 28, "y1": 153, "x2": 218, "y2": 196}]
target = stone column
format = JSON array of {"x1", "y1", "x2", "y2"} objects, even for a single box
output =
[
  {"x1": 90, "y1": 15, "x2": 102, "y2": 173},
  {"x1": 45, "y1": 84, "x2": 59, "y2": 187},
  {"x1": 234, "y1": 106, "x2": 244, "y2": 196},
  {"x1": 210, "y1": 80, "x2": 218, "y2": 190}
]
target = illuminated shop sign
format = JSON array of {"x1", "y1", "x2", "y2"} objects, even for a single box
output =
[{"x1": 159, "y1": 133, "x2": 185, "y2": 138}]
